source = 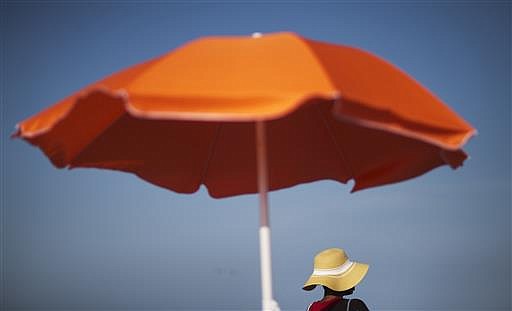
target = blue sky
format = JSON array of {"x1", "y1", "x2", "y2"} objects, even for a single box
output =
[{"x1": 2, "y1": 2, "x2": 511, "y2": 310}]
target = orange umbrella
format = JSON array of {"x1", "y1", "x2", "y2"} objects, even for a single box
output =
[{"x1": 14, "y1": 32, "x2": 475, "y2": 310}]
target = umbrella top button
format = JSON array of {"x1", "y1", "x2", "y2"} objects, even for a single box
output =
[{"x1": 252, "y1": 32, "x2": 263, "y2": 38}]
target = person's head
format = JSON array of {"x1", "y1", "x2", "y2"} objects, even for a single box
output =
[
  {"x1": 323, "y1": 286, "x2": 355, "y2": 297},
  {"x1": 302, "y1": 248, "x2": 368, "y2": 292}
]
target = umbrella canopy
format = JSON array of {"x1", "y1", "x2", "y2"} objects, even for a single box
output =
[
  {"x1": 15, "y1": 32, "x2": 474, "y2": 197},
  {"x1": 14, "y1": 32, "x2": 475, "y2": 310}
]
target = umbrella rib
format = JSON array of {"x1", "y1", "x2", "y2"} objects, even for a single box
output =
[
  {"x1": 320, "y1": 110, "x2": 356, "y2": 182},
  {"x1": 200, "y1": 123, "x2": 222, "y2": 186},
  {"x1": 67, "y1": 112, "x2": 127, "y2": 167}
]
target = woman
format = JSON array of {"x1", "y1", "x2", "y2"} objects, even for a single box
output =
[{"x1": 303, "y1": 248, "x2": 370, "y2": 311}]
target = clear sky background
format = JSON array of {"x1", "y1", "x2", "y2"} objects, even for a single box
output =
[{"x1": 1, "y1": 2, "x2": 511, "y2": 311}]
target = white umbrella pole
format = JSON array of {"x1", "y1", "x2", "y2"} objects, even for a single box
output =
[{"x1": 255, "y1": 121, "x2": 280, "y2": 311}]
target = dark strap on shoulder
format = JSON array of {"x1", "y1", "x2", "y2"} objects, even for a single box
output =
[{"x1": 325, "y1": 299, "x2": 350, "y2": 311}]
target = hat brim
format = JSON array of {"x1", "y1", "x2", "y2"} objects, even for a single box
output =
[{"x1": 302, "y1": 262, "x2": 369, "y2": 291}]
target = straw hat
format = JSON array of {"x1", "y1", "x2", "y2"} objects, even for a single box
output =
[{"x1": 303, "y1": 248, "x2": 369, "y2": 291}]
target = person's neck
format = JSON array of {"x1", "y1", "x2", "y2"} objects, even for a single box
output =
[{"x1": 322, "y1": 295, "x2": 342, "y2": 301}]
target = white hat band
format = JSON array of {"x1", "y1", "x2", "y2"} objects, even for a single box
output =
[{"x1": 312, "y1": 260, "x2": 354, "y2": 276}]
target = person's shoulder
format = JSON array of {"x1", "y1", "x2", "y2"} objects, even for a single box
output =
[{"x1": 350, "y1": 298, "x2": 369, "y2": 310}]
